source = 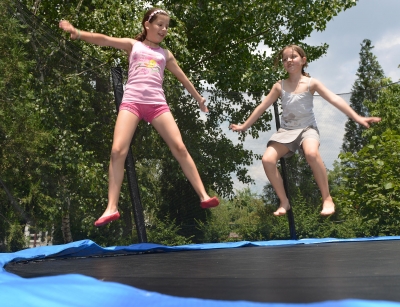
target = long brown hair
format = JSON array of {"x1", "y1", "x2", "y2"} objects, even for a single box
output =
[
  {"x1": 134, "y1": 8, "x2": 169, "y2": 42},
  {"x1": 274, "y1": 44, "x2": 310, "y2": 77}
]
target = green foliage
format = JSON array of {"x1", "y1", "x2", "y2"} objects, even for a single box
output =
[
  {"x1": 147, "y1": 215, "x2": 193, "y2": 246},
  {"x1": 0, "y1": 0, "x2": 40, "y2": 247},
  {"x1": 0, "y1": 0, "x2": 118, "y2": 247},
  {"x1": 337, "y1": 83, "x2": 400, "y2": 236},
  {"x1": 198, "y1": 188, "x2": 269, "y2": 242},
  {"x1": 6, "y1": 223, "x2": 26, "y2": 252},
  {"x1": 339, "y1": 131, "x2": 400, "y2": 235},
  {"x1": 197, "y1": 202, "x2": 233, "y2": 243},
  {"x1": 198, "y1": 187, "x2": 365, "y2": 242}
]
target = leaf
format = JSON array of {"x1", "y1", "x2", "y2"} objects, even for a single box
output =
[{"x1": 384, "y1": 182, "x2": 393, "y2": 190}]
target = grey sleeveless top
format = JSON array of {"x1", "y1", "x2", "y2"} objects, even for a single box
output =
[{"x1": 280, "y1": 78, "x2": 318, "y2": 130}]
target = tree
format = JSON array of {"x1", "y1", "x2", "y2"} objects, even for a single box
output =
[
  {"x1": 342, "y1": 39, "x2": 385, "y2": 155},
  {"x1": 1, "y1": 0, "x2": 118, "y2": 247},
  {"x1": 0, "y1": 0, "x2": 46, "y2": 250},
  {"x1": 338, "y1": 81, "x2": 400, "y2": 236}
]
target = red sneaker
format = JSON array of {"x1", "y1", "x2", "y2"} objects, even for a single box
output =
[
  {"x1": 200, "y1": 197, "x2": 220, "y2": 209},
  {"x1": 94, "y1": 211, "x2": 120, "y2": 227}
]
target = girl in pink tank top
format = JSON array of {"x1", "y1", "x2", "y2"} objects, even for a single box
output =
[
  {"x1": 122, "y1": 41, "x2": 167, "y2": 104},
  {"x1": 59, "y1": 8, "x2": 219, "y2": 227}
]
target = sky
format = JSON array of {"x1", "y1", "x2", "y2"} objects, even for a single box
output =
[
  {"x1": 227, "y1": 0, "x2": 400, "y2": 195},
  {"x1": 304, "y1": 0, "x2": 400, "y2": 94}
]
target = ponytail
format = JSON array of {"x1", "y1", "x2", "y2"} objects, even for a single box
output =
[
  {"x1": 302, "y1": 68, "x2": 310, "y2": 77},
  {"x1": 135, "y1": 32, "x2": 146, "y2": 42}
]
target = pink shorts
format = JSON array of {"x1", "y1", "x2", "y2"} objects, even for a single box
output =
[{"x1": 119, "y1": 102, "x2": 170, "y2": 123}]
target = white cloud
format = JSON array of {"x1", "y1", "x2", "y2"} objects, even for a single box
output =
[
  {"x1": 375, "y1": 32, "x2": 400, "y2": 51},
  {"x1": 373, "y1": 32, "x2": 400, "y2": 82}
]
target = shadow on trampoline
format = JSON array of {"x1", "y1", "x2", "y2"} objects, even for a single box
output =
[{"x1": 5, "y1": 239, "x2": 400, "y2": 303}]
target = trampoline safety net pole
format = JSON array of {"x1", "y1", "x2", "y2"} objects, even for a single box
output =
[
  {"x1": 273, "y1": 101, "x2": 297, "y2": 240},
  {"x1": 111, "y1": 67, "x2": 148, "y2": 243}
]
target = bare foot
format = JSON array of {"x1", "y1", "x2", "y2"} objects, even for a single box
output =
[
  {"x1": 273, "y1": 202, "x2": 291, "y2": 216},
  {"x1": 320, "y1": 198, "x2": 335, "y2": 216}
]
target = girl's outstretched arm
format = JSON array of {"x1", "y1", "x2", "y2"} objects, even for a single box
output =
[
  {"x1": 230, "y1": 82, "x2": 281, "y2": 132},
  {"x1": 59, "y1": 20, "x2": 135, "y2": 54},
  {"x1": 165, "y1": 50, "x2": 208, "y2": 112},
  {"x1": 313, "y1": 78, "x2": 381, "y2": 128}
]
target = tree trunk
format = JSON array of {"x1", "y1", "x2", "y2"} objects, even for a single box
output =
[{"x1": 61, "y1": 197, "x2": 73, "y2": 243}]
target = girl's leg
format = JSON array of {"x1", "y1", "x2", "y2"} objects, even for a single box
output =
[
  {"x1": 301, "y1": 138, "x2": 335, "y2": 215},
  {"x1": 262, "y1": 142, "x2": 291, "y2": 216},
  {"x1": 100, "y1": 110, "x2": 140, "y2": 218},
  {"x1": 151, "y1": 111, "x2": 211, "y2": 202}
]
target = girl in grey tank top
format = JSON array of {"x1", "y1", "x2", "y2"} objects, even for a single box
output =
[
  {"x1": 230, "y1": 44, "x2": 380, "y2": 218},
  {"x1": 280, "y1": 78, "x2": 317, "y2": 130}
]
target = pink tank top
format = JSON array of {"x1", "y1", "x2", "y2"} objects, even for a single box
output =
[{"x1": 122, "y1": 41, "x2": 167, "y2": 104}]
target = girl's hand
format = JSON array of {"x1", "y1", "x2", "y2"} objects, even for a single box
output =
[
  {"x1": 198, "y1": 97, "x2": 209, "y2": 113},
  {"x1": 229, "y1": 123, "x2": 246, "y2": 132},
  {"x1": 357, "y1": 116, "x2": 381, "y2": 128},
  {"x1": 59, "y1": 20, "x2": 79, "y2": 40}
]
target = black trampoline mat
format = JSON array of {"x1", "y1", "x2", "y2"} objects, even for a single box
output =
[{"x1": 6, "y1": 240, "x2": 400, "y2": 303}]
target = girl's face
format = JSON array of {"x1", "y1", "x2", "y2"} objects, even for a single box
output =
[
  {"x1": 145, "y1": 15, "x2": 170, "y2": 43},
  {"x1": 281, "y1": 48, "x2": 306, "y2": 73}
]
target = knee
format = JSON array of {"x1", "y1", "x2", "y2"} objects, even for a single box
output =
[
  {"x1": 304, "y1": 149, "x2": 320, "y2": 164},
  {"x1": 262, "y1": 155, "x2": 277, "y2": 169},
  {"x1": 110, "y1": 144, "x2": 129, "y2": 161},
  {"x1": 171, "y1": 143, "x2": 189, "y2": 159}
]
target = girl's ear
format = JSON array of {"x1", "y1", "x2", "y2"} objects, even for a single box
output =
[
  {"x1": 144, "y1": 21, "x2": 150, "y2": 30},
  {"x1": 301, "y1": 56, "x2": 307, "y2": 65}
]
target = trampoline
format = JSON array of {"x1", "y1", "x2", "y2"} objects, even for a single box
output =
[{"x1": 2, "y1": 237, "x2": 400, "y2": 307}]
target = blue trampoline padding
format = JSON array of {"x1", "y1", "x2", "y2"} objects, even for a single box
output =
[{"x1": 1, "y1": 236, "x2": 400, "y2": 307}]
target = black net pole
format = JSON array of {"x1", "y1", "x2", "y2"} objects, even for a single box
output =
[
  {"x1": 273, "y1": 101, "x2": 297, "y2": 240},
  {"x1": 111, "y1": 67, "x2": 147, "y2": 243}
]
